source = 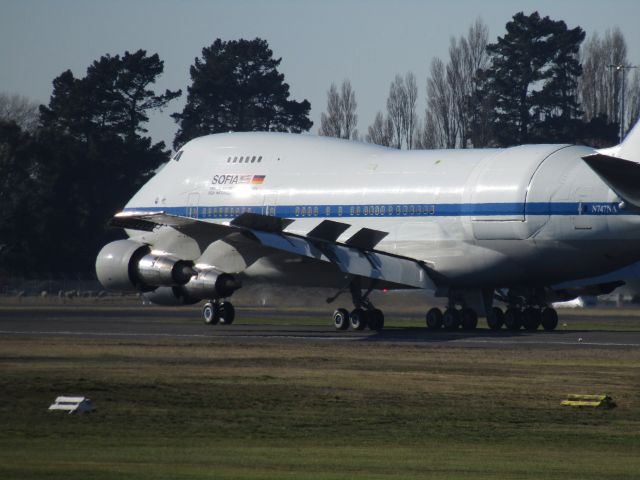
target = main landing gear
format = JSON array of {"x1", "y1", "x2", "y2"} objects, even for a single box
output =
[
  {"x1": 424, "y1": 304, "x2": 558, "y2": 331},
  {"x1": 202, "y1": 299, "x2": 235, "y2": 325},
  {"x1": 331, "y1": 281, "x2": 385, "y2": 332}
]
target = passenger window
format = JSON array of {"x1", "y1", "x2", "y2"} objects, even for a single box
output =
[
  {"x1": 363, "y1": 206, "x2": 369, "y2": 216},
  {"x1": 295, "y1": 207, "x2": 300, "y2": 216},
  {"x1": 403, "y1": 206, "x2": 408, "y2": 215},
  {"x1": 258, "y1": 156, "x2": 263, "y2": 163},
  {"x1": 307, "y1": 206, "x2": 313, "y2": 216},
  {"x1": 338, "y1": 206, "x2": 343, "y2": 216},
  {"x1": 410, "y1": 205, "x2": 415, "y2": 215},
  {"x1": 325, "y1": 206, "x2": 331, "y2": 216},
  {"x1": 313, "y1": 206, "x2": 319, "y2": 216},
  {"x1": 381, "y1": 206, "x2": 386, "y2": 215},
  {"x1": 430, "y1": 205, "x2": 435, "y2": 215},
  {"x1": 396, "y1": 206, "x2": 401, "y2": 215},
  {"x1": 356, "y1": 206, "x2": 361, "y2": 216},
  {"x1": 350, "y1": 206, "x2": 355, "y2": 216},
  {"x1": 233, "y1": 157, "x2": 238, "y2": 163}
]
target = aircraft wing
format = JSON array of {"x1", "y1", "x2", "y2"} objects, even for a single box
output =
[{"x1": 110, "y1": 211, "x2": 436, "y2": 290}]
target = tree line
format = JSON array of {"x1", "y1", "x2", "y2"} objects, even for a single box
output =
[{"x1": 320, "y1": 12, "x2": 638, "y2": 149}]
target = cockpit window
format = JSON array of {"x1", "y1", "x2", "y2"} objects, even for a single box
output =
[{"x1": 173, "y1": 150, "x2": 183, "y2": 162}]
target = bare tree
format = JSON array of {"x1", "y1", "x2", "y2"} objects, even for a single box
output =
[
  {"x1": 580, "y1": 28, "x2": 629, "y2": 127},
  {"x1": 404, "y1": 72, "x2": 418, "y2": 149},
  {"x1": 426, "y1": 58, "x2": 458, "y2": 148},
  {"x1": 628, "y1": 70, "x2": 640, "y2": 131},
  {"x1": 386, "y1": 75, "x2": 406, "y2": 148},
  {"x1": 366, "y1": 111, "x2": 394, "y2": 146},
  {"x1": 318, "y1": 80, "x2": 358, "y2": 139},
  {"x1": 423, "y1": 18, "x2": 489, "y2": 148},
  {"x1": 340, "y1": 81, "x2": 358, "y2": 140},
  {"x1": 0, "y1": 93, "x2": 40, "y2": 131},
  {"x1": 384, "y1": 72, "x2": 418, "y2": 149}
]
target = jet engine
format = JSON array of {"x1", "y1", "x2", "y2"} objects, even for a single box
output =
[
  {"x1": 142, "y1": 270, "x2": 242, "y2": 306},
  {"x1": 95, "y1": 239, "x2": 196, "y2": 292},
  {"x1": 183, "y1": 269, "x2": 242, "y2": 299}
]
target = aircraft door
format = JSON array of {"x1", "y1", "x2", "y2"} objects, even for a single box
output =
[
  {"x1": 572, "y1": 187, "x2": 592, "y2": 230},
  {"x1": 187, "y1": 193, "x2": 200, "y2": 218}
]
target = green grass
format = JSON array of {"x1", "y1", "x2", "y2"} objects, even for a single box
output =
[{"x1": 1, "y1": 336, "x2": 640, "y2": 479}]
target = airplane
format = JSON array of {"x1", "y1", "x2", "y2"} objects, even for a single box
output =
[{"x1": 95, "y1": 118, "x2": 640, "y2": 332}]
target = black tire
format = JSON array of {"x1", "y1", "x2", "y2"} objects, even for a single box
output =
[
  {"x1": 349, "y1": 308, "x2": 368, "y2": 330},
  {"x1": 203, "y1": 302, "x2": 220, "y2": 325},
  {"x1": 426, "y1": 308, "x2": 443, "y2": 330},
  {"x1": 487, "y1": 307, "x2": 504, "y2": 330},
  {"x1": 333, "y1": 308, "x2": 350, "y2": 331},
  {"x1": 460, "y1": 308, "x2": 478, "y2": 330},
  {"x1": 541, "y1": 307, "x2": 559, "y2": 331},
  {"x1": 504, "y1": 308, "x2": 522, "y2": 330},
  {"x1": 219, "y1": 302, "x2": 235, "y2": 325},
  {"x1": 522, "y1": 307, "x2": 541, "y2": 331},
  {"x1": 442, "y1": 309, "x2": 460, "y2": 330},
  {"x1": 368, "y1": 309, "x2": 385, "y2": 331}
]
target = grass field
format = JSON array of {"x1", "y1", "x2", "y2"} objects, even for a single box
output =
[{"x1": 1, "y1": 327, "x2": 640, "y2": 480}]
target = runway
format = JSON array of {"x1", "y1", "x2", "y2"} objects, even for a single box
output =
[{"x1": 1, "y1": 304, "x2": 640, "y2": 348}]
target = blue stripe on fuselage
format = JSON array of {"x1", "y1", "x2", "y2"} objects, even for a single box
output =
[{"x1": 123, "y1": 201, "x2": 631, "y2": 220}]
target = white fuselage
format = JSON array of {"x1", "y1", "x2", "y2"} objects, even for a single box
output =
[{"x1": 124, "y1": 133, "x2": 640, "y2": 290}]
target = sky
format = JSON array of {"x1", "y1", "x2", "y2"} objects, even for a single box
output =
[{"x1": 1, "y1": 0, "x2": 639, "y2": 150}]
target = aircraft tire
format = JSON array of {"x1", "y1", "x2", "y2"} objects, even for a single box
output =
[
  {"x1": 541, "y1": 307, "x2": 559, "y2": 331},
  {"x1": 426, "y1": 308, "x2": 443, "y2": 330},
  {"x1": 203, "y1": 302, "x2": 220, "y2": 325},
  {"x1": 504, "y1": 308, "x2": 522, "y2": 330},
  {"x1": 442, "y1": 309, "x2": 460, "y2": 330},
  {"x1": 522, "y1": 307, "x2": 541, "y2": 331},
  {"x1": 460, "y1": 308, "x2": 478, "y2": 330},
  {"x1": 368, "y1": 309, "x2": 385, "y2": 331},
  {"x1": 349, "y1": 308, "x2": 368, "y2": 330},
  {"x1": 333, "y1": 308, "x2": 350, "y2": 330},
  {"x1": 487, "y1": 307, "x2": 504, "y2": 330},
  {"x1": 219, "y1": 301, "x2": 235, "y2": 325}
]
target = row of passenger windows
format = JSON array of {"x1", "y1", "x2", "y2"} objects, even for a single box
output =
[
  {"x1": 227, "y1": 155, "x2": 263, "y2": 163},
  {"x1": 192, "y1": 206, "x2": 256, "y2": 218},
  {"x1": 189, "y1": 205, "x2": 438, "y2": 219},
  {"x1": 293, "y1": 204, "x2": 436, "y2": 217}
]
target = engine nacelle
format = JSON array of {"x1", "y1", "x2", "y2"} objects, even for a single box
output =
[
  {"x1": 183, "y1": 269, "x2": 242, "y2": 299},
  {"x1": 95, "y1": 239, "x2": 196, "y2": 292}
]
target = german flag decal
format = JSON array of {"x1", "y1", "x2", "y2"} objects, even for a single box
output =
[{"x1": 251, "y1": 175, "x2": 266, "y2": 184}]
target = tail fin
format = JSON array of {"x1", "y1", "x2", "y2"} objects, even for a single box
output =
[
  {"x1": 596, "y1": 117, "x2": 640, "y2": 161},
  {"x1": 582, "y1": 117, "x2": 640, "y2": 206}
]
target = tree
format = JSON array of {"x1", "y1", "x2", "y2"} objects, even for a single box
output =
[
  {"x1": 40, "y1": 50, "x2": 180, "y2": 142},
  {"x1": 318, "y1": 80, "x2": 358, "y2": 140},
  {"x1": 173, "y1": 38, "x2": 312, "y2": 148},
  {"x1": 365, "y1": 111, "x2": 394, "y2": 146},
  {"x1": 423, "y1": 18, "x2": 490, "y2": 148},
  {"x1": 0, "y1": 93, "x2": 40, "y2": 132},
  {"x1": 482, "y1": 12, "x2": 585, "y2": 145},
  {"x1": 385, "y1": 72, "x2": 418, "y2": 149},
  {"x1": 0, "y1": 50, "x2": 179, "y2": 275}
]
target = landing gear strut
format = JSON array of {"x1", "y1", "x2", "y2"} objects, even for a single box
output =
[
  {"x1": 202, "y1": 299, "x2": 235, "y2": 325},
  {"x1": 330, "y1": 280, "x2": 385, "y2": 332}
]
